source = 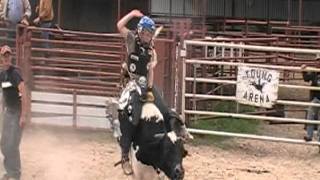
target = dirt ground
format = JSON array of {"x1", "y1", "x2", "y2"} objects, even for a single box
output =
[{"x1": 0, "y1": 123, "x2": 317, "y2": 180}]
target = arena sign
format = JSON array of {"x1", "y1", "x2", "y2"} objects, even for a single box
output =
[{"x1": 236, "y1": 66, "x2": 279, "y2": 108}]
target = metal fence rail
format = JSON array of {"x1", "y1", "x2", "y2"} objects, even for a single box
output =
[
  {"x1": 14, "y1": 25, "x2": 125, "y2": 127},
  {"x1": 24, "y1": 25, "x2": 124, "y2": 97},
  {"x1": 182, "y1": 40, "x2": 320, "y2": 146}
]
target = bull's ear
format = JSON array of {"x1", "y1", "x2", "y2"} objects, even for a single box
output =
[{"x1": 154, "y1": 133, "x2": 165, "y2": 139}]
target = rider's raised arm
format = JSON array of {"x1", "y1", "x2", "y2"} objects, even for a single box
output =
[{"x1": 117, "y1": 9, "x2": 144, "y2": 38}]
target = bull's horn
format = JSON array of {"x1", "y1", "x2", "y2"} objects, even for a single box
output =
[{"x1": 154, "y1": 133, "x2": 165, "y2": 139}]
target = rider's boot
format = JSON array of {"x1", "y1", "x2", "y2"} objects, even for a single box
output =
[
  {"x1": 118, "y1": 110, "x2": 134, "y2": 175},
  {"x1": 121, "y1": 151, "x2": 133, "y2": 175}
]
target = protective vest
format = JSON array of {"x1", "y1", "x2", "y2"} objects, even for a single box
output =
[{"x1": 127, "y1": 35, "x2": 151, "y2": 77}]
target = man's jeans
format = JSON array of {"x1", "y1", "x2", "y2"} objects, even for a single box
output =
[
  {"x1": 306, "y1": 97, "x2": 320, "y2": 141},
  {"x1": 6, "y1": 23, "x2": 17, "y2": 49},
  {"x1": 40, "y1": 22, "x2": 52, "y2": 50},
  {"x1": 1, "y1": 108, "x2": 22, "y2": 179}
]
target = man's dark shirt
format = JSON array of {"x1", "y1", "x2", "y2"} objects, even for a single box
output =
[
  {"x1": 303, "y1": 71, "x2": 320, "y2": 100},
  {"x1": 0, "y1": 65, "x2": 23, "y2": 111}
]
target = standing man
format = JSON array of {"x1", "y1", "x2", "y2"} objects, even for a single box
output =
[
  {"x1": 33, "y1": 0, "x2": 54, "y2": 57},
  {"x1": 0, "y1": 45, "x2": 27, "y2": 180},
  {"x1": 0, "y1": 0, "x2": 31, "y2": 46},
  {"x1": 301, "y1": 64, "x2": 320, "y2": 142}
]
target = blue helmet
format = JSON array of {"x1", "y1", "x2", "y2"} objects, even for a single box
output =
[{"x1": 137, "y1": 16, "x2": 155, "y2": 33}]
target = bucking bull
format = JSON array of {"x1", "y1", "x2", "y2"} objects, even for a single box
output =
[{"x1": 106, "y1": 92, "x2": 191, "y2": 180}]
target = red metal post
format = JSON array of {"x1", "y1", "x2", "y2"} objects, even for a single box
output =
[
  {"x1": 223, "y1": 0, "x2": 227, "y2": 32},
  {"x1": 202, "y1": 0, "x2": 207, "y2": 37},
  {"x1": 117, "y1": 0, "x2": 121, "y2": 21},
  {"x1": 148, "y1": 0, "x2": 151, "y2": 15},
  {"x1": 18, "y1": 27, "x2": 33, "y2": 123},
  {"x1": 244, "y1": 0, "x2": 248, "y2": 36},
  {"x1": 266, "y1": 0, "x2": 271, "y2": 34},
  {"x1": 58, "y1": 0, "x2": 62, "y2": 26},
  {"x1": 287, "y1": 0, "x2": 291, "y2": 26},
  {"x1": 299, "y1": 0, "x2": 303, "y2": 26}
]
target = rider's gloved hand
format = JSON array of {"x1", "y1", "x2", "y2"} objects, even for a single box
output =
[
  {"x1": 140, "y1": 86, "x2": 154, "y2": 102},
  {"x1": 146, "y1": 87, "x2": 154, "y2": 102}
]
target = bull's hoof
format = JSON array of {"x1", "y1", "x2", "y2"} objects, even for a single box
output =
[
  {"x1": 122, "y1": 160, "x2": 133, "y2": 175},
  {"x1": 303, "y1": 136, "x2": 312, "y2": 142}
]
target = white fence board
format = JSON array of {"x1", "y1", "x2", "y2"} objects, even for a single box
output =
[
  {"x1": 32, "y1": 103, "x2": 73, "y2": 115},
  {"x1": 32, "y1": 91, "x2": 73, "y2": 103},
  {"x1": 77, "y1": 106, "x2": 106, "y2": 117},
  {"x1": 77, "y1": 116, "x2": 111, "y2": 129},
  {"x1": 32, "y1": 116, "x2": 73, "y2": 126}
]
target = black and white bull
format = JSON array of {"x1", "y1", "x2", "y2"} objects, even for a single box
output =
[
  {"x1": 129, "y1": 102, "x2": 188, "y2": 180},
  {"x1": 109, "y1": 94, "x2": 188, "y2": 180}
]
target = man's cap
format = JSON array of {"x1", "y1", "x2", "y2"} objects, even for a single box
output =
[{"x1": 0, "y1": 45, "x2": 12, "y2": 55}]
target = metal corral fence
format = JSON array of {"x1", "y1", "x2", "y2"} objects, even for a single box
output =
[
  {"x1": 15, "y1": 25, "x2": 124, "y2": 128},
  {"x1": 183, "y1": 37, "x2": 320, "y2": 85},
  {"x1": 13, "y1": 25, "x2": 178, "y2": 129},
  {"x1": 182, "y1": 39, "x2": 320, "y2": 146}
]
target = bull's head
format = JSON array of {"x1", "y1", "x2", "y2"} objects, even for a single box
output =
[{"x1": 155, "y1": 132, "x2": 188, "y2": 180}]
